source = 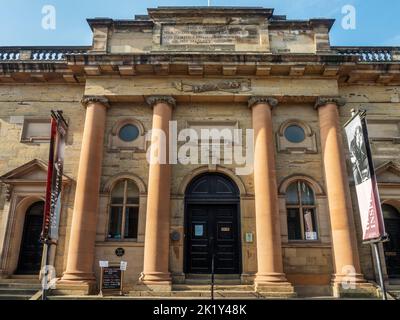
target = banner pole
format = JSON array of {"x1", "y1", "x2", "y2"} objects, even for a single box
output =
[
  {"x1": 41, "y1": 241, "x2": 49, "y2": 300},
  {"x1": 372, "y1": 242, "x2": 387, "y2": 300}
]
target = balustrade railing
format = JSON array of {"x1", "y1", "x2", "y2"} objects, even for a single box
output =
[
  {"x1": 0, "y1": 47, "x2": 90, "y2": 61},
  {"x1": 333, "y1": 46, "x2": 399, "y2": 62},
  {"x1": 1, "y1": 46, "x2": 399, "y2": 63}
]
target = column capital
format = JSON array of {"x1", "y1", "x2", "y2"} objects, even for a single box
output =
[
  {"x1": 248, "y1": 96, "x2": 278, "y2": 109},
  {"x1": 81, "y1": 96, "x2": 110, "y2": 109},
  {"x1": 315, "y1": 96, "x2": 346, "y2": 109},
  {"x1": 146, "y1": 95, "x2": 176, "y2": 109}
]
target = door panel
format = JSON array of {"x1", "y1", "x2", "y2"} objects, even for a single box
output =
[
  {"x1": 16, "y1": 202, "x2": 44, "y2": 274},
  {"x1": 384, "y1": 218, "x2": 400, "y2": 278},
  {"x1": 189, "y1": 206, "x2": 210, "y2": 273},
  {"x1": 186, "y1": 204, "x2": 240, "y2": 274}
]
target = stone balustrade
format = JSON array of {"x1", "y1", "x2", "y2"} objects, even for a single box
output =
[
  {"x1": 0, "y1": 47, "x2": 90, "y2": 61},
  {"x1": 334, "y1": 46, "x2": 400, "y2": 62},
  {"x1": 1, "y1": 46, "x2": 400, "y2": 64}
]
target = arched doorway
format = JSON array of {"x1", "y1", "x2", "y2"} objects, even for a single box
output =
[
  {"x1": 184, "y1": 173, "x2": 241, "y2": 274},
  {"x1": 383, "y1": 203, "x2": 400, "y2": 278},
  {"x1": 16, "y1": 201, "x2": 44, "y2": 274}
]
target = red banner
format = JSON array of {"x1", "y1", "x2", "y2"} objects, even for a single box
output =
[{"x1": 42, "y1": 111, "x2": 68, "y2": 242}]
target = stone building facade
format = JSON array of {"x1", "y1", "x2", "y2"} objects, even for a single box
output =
[{"x1": 0, "y1": 7, "x2": 399, "y2": 298}]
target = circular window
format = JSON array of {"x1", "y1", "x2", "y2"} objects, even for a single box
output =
[
  {"x1": 119, "y1": 124, "x2": 139, "y2": 142},
  {"x1": 284, "y1": 125, "x2": 306, "y2": 143}
]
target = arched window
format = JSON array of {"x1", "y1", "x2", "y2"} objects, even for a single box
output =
[
  {"x1": 108, "y1": 179, "x2": 139, "y2": 240},
  {"x1": 286, "y1": 181, "x2": 318, "y2": 241}
]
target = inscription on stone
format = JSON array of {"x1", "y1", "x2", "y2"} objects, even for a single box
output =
[
  {"x1": 162, "y1": 24, "x2": 259, "y2": 46},
  {"x1": 173, "y1": 79, "x2": 252, "y2": 93}
]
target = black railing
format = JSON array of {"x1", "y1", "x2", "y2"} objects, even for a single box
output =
[
  {"x1": 0, "y1": 46, "x2": 90, "y2": 61},
  {"x1": 333, "y1": 46, "x2": 400, "y2": 62}
]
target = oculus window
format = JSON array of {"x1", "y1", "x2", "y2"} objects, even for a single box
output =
[
  {"x1": 284, "y1": 125, "x2": 306, "y2": 143},
  {"x1": 118, "y1": 124, "x2": 139, "y2": 142}
]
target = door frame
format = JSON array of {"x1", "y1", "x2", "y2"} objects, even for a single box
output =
[
  {"x1": 0, "y1": 194, "x2": 47, "y2": 277},
  {"x1": 183, "y1": 173, "x2": 242, "y2": 276}
]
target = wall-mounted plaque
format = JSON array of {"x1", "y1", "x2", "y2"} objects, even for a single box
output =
[
  {"x1": 115, "y1": 247, "x2": 125, "y2": 257},
  {"x1": 162, "y1": 24, "x2": 259, "y2": 46}
]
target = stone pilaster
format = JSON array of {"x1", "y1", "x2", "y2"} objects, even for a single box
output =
[
  {"x1": 316, "y1": 97, "x2": 379, "y2": 298},
  {"x1": 248, "y1": 97, "x2": 295, "y2": 297},
  {"x1": 140, "y1": 96, "x2": 175, "y2": 291}
]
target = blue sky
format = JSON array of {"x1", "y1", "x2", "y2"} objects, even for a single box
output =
[{"x1": 1, "y1": 0, "x2": 399, "y2": 47}]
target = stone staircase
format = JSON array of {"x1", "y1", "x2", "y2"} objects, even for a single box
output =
[
  {"x1": 128, "y1": 284, "x2": 260, "y2": 299},
  {"x1": 387, "y1": 283, "x2": 400, "y2": 300},
  {"x1": 0, "y1": 277, "x2": 42, "y2": 300},
  {"x1": 127, "y1": 275, "x2": 264, "y2": 299}
]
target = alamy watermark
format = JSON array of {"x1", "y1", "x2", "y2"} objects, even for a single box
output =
[
  {"x1": 42, "y1": 5, "x2": 56, "y2": 30},
  {"x1": 341, "y1": 265, "x2": 357, "y2": 290},
  {"x1": 146, "y1": 121, "x2": 254, "y2": 176},
  {"x1": 342, "y1": 4, "x2": 356, "y2": 30},
  {"x1": 41, "y1": 265, "x2": 57, "y2": 290}
]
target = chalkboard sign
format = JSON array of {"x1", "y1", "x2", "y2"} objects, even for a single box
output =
[{"x1": 102, "y1": 266, "x2": 122, "y2": 290}]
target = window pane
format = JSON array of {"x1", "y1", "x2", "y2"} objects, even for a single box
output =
[
  {"x1": 119, "y1": 124, "x2": 139, "y2": 142},
  {"x1": 300, "y1": 182, "x2": 315, "y2": 205},
  {"x1": 284, "y1": 125, "x2": 305, "y2": 143},
  {"x1": 124, "y1": 207, "x2": 139, "y2": 239},
  {"x1": 287, "y1": 208, "x2": 302, "y2": 240},
  {"x1": 126, "y1": 180, "x2": 139, "y2": 204},
  {"x1": 112, "y1": 181, "x2": 125, "y2": 204},
  {"x1": 108, "y1": 207, "x2": 123, "y2": 239},
  {"x1": 286, "y1": 183, "x2": 299, "y2": 205},
  {"x1": 303, "y1": 208, "x2": 318, "y2": 240}
]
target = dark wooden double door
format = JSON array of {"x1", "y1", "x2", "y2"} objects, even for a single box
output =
[
  {"x1": 185, "y1": 204, "x2": 240, "y2": 274},
  {"x1": 384, "y1": 213, "x2": 400, "y2": 278}
]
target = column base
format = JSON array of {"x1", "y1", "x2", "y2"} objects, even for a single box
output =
[
  {"x1": 331, "y1": 274, "x2": 380, "y2": 298},
  {"x1": 54, "y1": 279, "x2": 97, "y2": 296},
  {"x1": 60, "y1": 271, "x2": 96, "y2": 282},
  {"x1": 138, "y1": 271, "x2": 172, "y2": 292},
  {"x1": 0, "y1": 270, "x2": 9, "y2": 279},
  {"x1": 52, "y1": 271, "x2": 97, "y2": 295},
  {"x1": 254, "y1": 273, "x2": 296, "y2": 298}
]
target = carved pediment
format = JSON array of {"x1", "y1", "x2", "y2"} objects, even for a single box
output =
[
  {"x1": 0, "y1": 159, "x2": 71, "y2": 186},
  {"x1": 376, "y1": 161, "x2": 400, "y2": 185}
]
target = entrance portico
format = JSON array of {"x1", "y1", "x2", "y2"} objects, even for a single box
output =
[{"x1": 58, "y1": 89, "x2": 370, "y2": 297}]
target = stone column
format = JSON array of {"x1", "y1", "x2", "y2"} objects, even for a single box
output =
[
  {"x1": 141, "y1": 96, "x2": 175, "y2": 290},
  {"x1": 248, "y1": 97, "x2": 294, "y2": 296},
  {"x1": 316, "y1": 97, "x2": 375, "y2": 297},
  {"x1": 60, "y1": 96, "x2": 108, "y2": 290}
]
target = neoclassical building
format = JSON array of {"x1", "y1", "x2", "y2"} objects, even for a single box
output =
[{"x1": 0, "y1": 7, "x2": 399, "y2": 299}]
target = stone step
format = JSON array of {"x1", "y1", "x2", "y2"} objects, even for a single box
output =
[
  {"x1": 184, "y1": 279, "x2": 242, "y2": 285},
  {"x1": 47, "y1": 295, "x2": 252, "y2": 300},
  {"x1": 0, "y1": 283, "x2": 41, "y2": 289},
  {"x1": 0, "y1": 278, "x2": 40, "y2": 284},
  {"x1": 0, "y1": 294, "x2": 32, "y2": 300},
  {"x1": 0, "y1": 279, "x2": 42, "y2": 300},
  {"x1": 388, "y1": 291, "x2": 400, "y2": 300},
  {"x1": 0, "y1": 288, "x2": 39, "y2": 296},
  {"x1": 172, "y1": 284, "x2": 254, "y2": 291},
  {"x1": 128, "y1": 290, "x2": 260, "y2": 298}
]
